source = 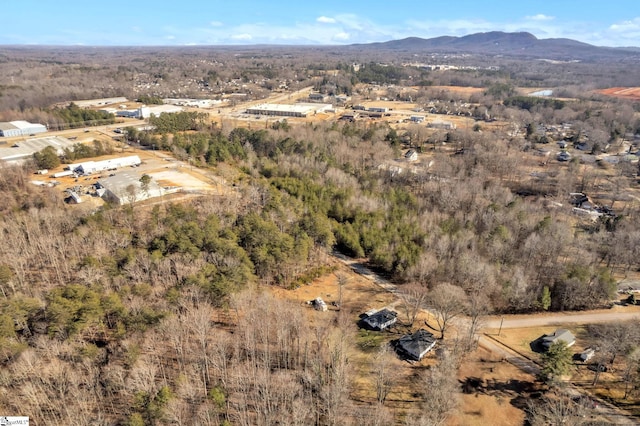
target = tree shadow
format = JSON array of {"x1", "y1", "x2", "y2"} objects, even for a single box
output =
[{"x1": 461, "y1": 377, "x2": 542, "y2": 410}]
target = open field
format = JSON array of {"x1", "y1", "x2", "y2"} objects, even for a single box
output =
[{"x1": 453, "y1": 345, "x2": 531, "y2": 426}]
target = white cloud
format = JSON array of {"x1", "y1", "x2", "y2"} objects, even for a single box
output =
[
  {"x1": 65, "y1": 13, "x2": 636, "y2": 47},
  {"x1": 316, "y1": 16, "x2": 336, "y2": 24},
  {"x1": 231, "y1": 33, "x2": 252, "y2": 40},
  {"x1": 609, "y1": 17, "x2": 640, "y2": 32},
  {"x1": 526, "y1": 14, "x2": 555, "y2": 21}
]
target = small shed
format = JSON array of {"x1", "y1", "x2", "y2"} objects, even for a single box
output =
[
  {"x1": 405, "y1": 150, "x2": 418, "y2": 162},
  {"x1": 580, "y1": 348, "x2": 596, "y2": 362},
  {"x1": 396, "y1": 329, "x2": 436, "y2": 360},
  {"x1": 542, "y1": 329, "x2": 575, "y2": 349},
  {"x1": 361, "y1": 309, "x2": 397, "y2": 331},
  {"x1": 312, "y1": 297, "x2": 327, "y2": 312}
]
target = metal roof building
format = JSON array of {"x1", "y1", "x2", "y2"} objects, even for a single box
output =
[
  {"x1": 0, "y1": 136, "x2": 75, "y2": 164},
  {"x1": 98, "y1": 172, "x2": 166, "y2": 205},
  {"x1": 72, "y1": 97, "x2": 129, "y2": 108},
  {"x1": 68, "y1": 155, "x2": 141, "y2": 175},
  {"x1": 0, "y1": 121, "x2": 47, "y2": 137},
  {"x1": 246, "y1": 103, "x2": 333, "y2": 117}
]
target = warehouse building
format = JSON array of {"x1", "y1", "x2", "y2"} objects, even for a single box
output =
[
  {"x1": 0, "y1": 136, "x2": 75, "y2": 164},
  {"x1": 0, "y1": 121, "x2": 47, "y2": 137},
  {"x1": 97, "y1": 172, "x2": 175, "y2": 205},
  {"x1": 72, "y1": 97, "x2": 129, "y2": 108},
  {"x1": 428, "y1": 120, "x2": 456, "y2": 130},
  {"x1": 68, "y1": 155, "x2": 141, "y2": 175},
  {"x1": 245, "y1": 103, "x2": 332, "y2": 117},
  {"x1": 117, "y1": 105, "x2": 183, "y2": 119}
]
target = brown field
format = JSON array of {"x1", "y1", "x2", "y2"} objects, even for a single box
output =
[
  {"x1": 453, "y1": 345, "x2": 530, "y2": 426},
  {"x1": 596, "y1": 87, "x2": 640, "y2": 101},
  {"x1": 429, "y1": 86, "x2": 485, "y2": 97}
]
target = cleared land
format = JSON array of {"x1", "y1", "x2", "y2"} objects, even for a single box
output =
[{"x1": 597, "y1": 87, "x2": 640, "y2": 101}]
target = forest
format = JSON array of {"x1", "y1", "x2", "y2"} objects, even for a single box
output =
[{"x1": 0, "y1": 45, "x2": 640, "y2": 424}]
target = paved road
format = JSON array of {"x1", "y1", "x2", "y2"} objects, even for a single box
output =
[
  {"x1": 483, "y1": 307, "x2": 640, "y2": 330},
  {"x1": 332, "y1": 253, "x2": 640, "y2": 424}
]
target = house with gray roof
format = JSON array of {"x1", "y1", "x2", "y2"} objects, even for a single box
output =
[
  {"x1": 542, "y1": 329, "x2": 575, "y2": 350},
  {"x1": 396, "y1": 329, "x2": 437, "y2": 361},
  {"x1": 360, "y1": 309, "x2": 397, "y2": 331}
]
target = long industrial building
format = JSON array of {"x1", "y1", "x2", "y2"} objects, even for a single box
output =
[
  {"x1": 0, "y1": 136, "x2": 75, "y2": 164},
  {"x1": 0, "y1": 121, "x2": 47, "y2": 137},
  {"x1": 246, "y1": 103, "x2": 333, "y2": 117},
  {"x1": 115, "y1": 105, "x2": 183, "y2": 119},
  {"x1": 71, "y1": 97, "x2": 129, "y2": 108},
  {"x1": 68, "y1": 155, "x2": 141, "y2": 175}
]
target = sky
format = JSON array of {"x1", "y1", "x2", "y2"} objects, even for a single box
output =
[{"x1": 2, "y1": 0, "x2": 639, "y2": 47}]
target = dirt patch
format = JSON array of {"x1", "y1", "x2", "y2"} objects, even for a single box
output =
[
  {"x1": 596, "y1": 87, "x2": 640, "y2": 101},
  {"x1": 453, "y1": 345, "x2": 532, "y2": 426},
  {"x1": 270, "y1": 259, "x2": 396, "y2": 314},
  {"x1": 428, "y1": 86, "x2": 485, "y2": 97}
]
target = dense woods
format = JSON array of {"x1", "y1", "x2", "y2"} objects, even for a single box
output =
[{"x1": 1, "y1": 44, "x2": 640, "y2": 424}]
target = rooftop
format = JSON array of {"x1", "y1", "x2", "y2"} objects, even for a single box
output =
[{"x1": 0, "y1": 136, "x2": 75, "y2": 162}]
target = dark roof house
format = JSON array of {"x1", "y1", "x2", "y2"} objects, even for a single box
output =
[
  {"x1": 361, "y1": 309, "x2": 397, "y2": 331},
  {"x1": 542, "y1": 329, "x2": 575, "y2": 349},
  {"x1": 396, "y1": 329, "x2": 437, "y2": 361}
]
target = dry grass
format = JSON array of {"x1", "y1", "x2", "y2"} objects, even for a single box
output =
[{"x1": 453, "y1": 345, "x2": 532, "y2": 426}]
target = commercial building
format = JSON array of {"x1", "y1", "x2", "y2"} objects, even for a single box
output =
[
  {"x1": 0, "y1": 136, "x2": 75, "y2": 164},
  {"x1": 245, "y1": 103, "x2": 332, "y2": 118},
  {"x1": 308, "y1": 93, "x2": 329, "y2": 103},
  {"x1": 163, "y1": 98, "x2": 224, "y2": 108},
  {"x1": 428, "y1": 120, "x2": 456, "y2": 130},
  {"x1": 68, "y1": 155, "x2": 141, "y2": 175},
  {"x1": 0, "y1": 121, "x2": 47, "y2": 137},
  {"x1": 71, "y1": 97, "x2": 129, "y2": 108},
  {"x1": 97, "y1": 172, "x2": 174, "y2": 205},
  {"x1": 115, "y1": 105, "x2": 183, "y2": 119}
]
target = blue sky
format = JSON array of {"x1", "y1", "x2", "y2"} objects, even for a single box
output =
[{"x1": 2, "y1": 0, "x2": 639, "y2": 47}]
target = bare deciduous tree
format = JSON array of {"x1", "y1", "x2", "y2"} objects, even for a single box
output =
[
  {"x1": 397, "y1": 283, "x2": 428, "y2": 327},
  {"x1": 428, "y1": 283, "x2": 468, "y2": 339}
]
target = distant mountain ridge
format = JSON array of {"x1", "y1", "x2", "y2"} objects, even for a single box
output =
[{"x1": 350, "y1": 31, "x2": 639, "y2": 61}]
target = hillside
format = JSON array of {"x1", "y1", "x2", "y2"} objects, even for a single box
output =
[{"x1": 351, "y1": 31, "x2": 639, "y2": 61}]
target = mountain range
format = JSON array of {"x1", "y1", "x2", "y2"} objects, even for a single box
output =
[{"x1": 350, "y1": 31, "x2": 640, "y2": 61}]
